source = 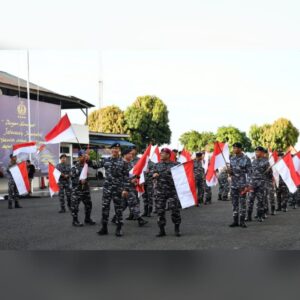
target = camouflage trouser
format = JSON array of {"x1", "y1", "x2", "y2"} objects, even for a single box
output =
[
  {"x1": 101, "y1": 187, "x2": 123, "y2": 225},
  {"x1": 231, "y1": 188, "x2": 246, "y2": 218},
  {"x1": 8, "y1": 181, "x2": 19, "y2": 204},
  {"x1": 265, "y1": 181, "x2": 275, "y2": 210},
  {"x1": 155, "y1": 190, "x2": 181, "y2": 226},
  {"x1": 196, "y1": 177, "x2": 205, "y2": 203},
  {"x1": 142, "y1": 181, "x2": 154, "y2": 210},
  {"x1": 218, "y1": 181, "x2": 229, "y2": 200},
  {"x1": 123, "y1": 189, "x2": 141, "y2": 219},
  {"x1": 71, "y1": 188, "x2": 92, "y2": 219},
  {"x1": 58, "y1": 181, "x2": 71, "y2": 209},
  {"x1": 276, "y1": 186, "x2": 289, "y2": 209},
  {"x1": 204, "y1": 183, "x2": 212, "y2": 203},
  {"x1": 248, "y1": 184, "x2": 265, "y2": 215}
]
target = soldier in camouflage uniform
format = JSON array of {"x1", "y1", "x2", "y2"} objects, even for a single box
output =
[
  {"x1": 6, "y1": 154, "x2": 22, "y2": 209},
  {"x1": 56, "y1": 154, "x2": 71, "y2": 213},
  {"x1": 276, "y1": 152, "x2": 289, "y2": 213},
  {"x1": 70, "y1": 150, "x2": 96, "y2": 227},
  {"x1": 142, "y1": 160, "x2": 155, "y2": 216},
  {"x1": 218, "y1": 167, "x2": 230, "y2": 201},
  {"x1": 97, "y1": 143, "x2": 131, "y2": 237},
  {"x1": 152, "y1": 148, "x2": 181, "y2": 237},
  {"x1": 228, "y1": 142, "x2": 252, "y2": 228},
  {"x1": 193, "y1": 152, "x2": 205, "y2": 205},
  {"x1": 247, "y1": 146, "x2": 272, "y2": 223}
]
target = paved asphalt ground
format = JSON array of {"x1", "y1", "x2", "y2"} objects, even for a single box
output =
[{"x1": 1, "y1": 187, "x2": 300, "y2": 250}]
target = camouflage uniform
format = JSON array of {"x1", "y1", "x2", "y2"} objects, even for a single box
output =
[
  {"x1": 229, "y1": 153, "x2": 252, "y2": 221},
  {"x1": 218, "y1": 168, "x2": 229, "y2": 201},
  {"x1": 70, "y1": 161, "x2": 94, "y2": 221},
  {"x1": 6, "y1": 162, "x2": 21, "y2": 208},
  {"x1": 56, "y1": 162, "x2": 71, "y2": 210},
  {"x1": 193, "y1": 159, "x2": 205, "y2": 204},
  {"x1": 276, "y1": 176, "x2": 289, "y2": 212},
  {"x1": 99, "y1": 157, "x2": 130, "y2": 226},
  {"x1": 152, "y1": 161, "x2": 181, "y2": 227},
  {"x1": 248, "y1": 157, "x2": 272, "y2": 221}
]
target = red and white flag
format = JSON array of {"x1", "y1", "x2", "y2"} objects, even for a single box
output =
[
  {"x1": 79, "y1": 163, "x2": 88, "y2": 180},
  {"x1": 171, "y1": 160, "x2": 197, "y2": 209},
  {"x1": 48, "y1": 162, "x2": 61, "y2": 197},
  {"x1": 178, "y1": 149, "x2": 192, "y2": 164},
  {"x1": 130, "y1": 144, "x2": 152, "y2": 184},
  {"x1": 150, "y1": 145, "x2": 161, "y2": 163},
  {"x1": 45, "y1": 114, "x2": 76, "y2": 144},
  {"x1": 13, "y1": 142, "x2": 37, "y2": 156},
  {"x1": 206, "y1": 142, "x2": 229, "y2": 185},
  {"x1": 293, "y1": 152, "x2": 300, "y2": 175},
  {"x1": 269, "y1": 149, "x2": 280, "y2": 187},
  {"x1": 9, "y1": 161, "x2": 30, "y2": 195},
  {"x1": 274, "y1": 152, "x2": 300, "y2": 193}
]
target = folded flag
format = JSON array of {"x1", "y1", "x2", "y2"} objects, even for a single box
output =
[
  {"x1": 13, "y1": 142, "x2": 37, "y2": 156},
  {"x1": 171, "y1": 160, "x2": 197, "y2": 209},
  {"x1": 45, "y1": 114, "x2": 76, "y2": 144},
  {"x1": 9, "y1": 161, "x2": 30, "y2": 195},
  {"x1": 48, "y1": 162, "x2": 61, "y2": 197}
]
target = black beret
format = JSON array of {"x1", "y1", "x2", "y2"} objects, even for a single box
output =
[
  {"x1": 110, "y1": 143, "x2": 121, "y2": 149},
  {"x1": 60, "y1": 153, "x2": 67, "y2": 159},
  {"x1": 232, "y1": 142, "x2": 243, "y2": 149},
  {"x1": 255, "y1": 146, "x2": 265, "y2": 152},
  {"x1": 122, "y1": 148, "x2": 132, "y2": 156}
]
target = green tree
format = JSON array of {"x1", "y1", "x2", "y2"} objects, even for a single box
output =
[
  {"x1": 124, "y1": 95, "x2": 171, "y2": 150},
  {"x1": 87, "y1": 105, "x2": 127, "y2": 133},
  {"x1": 216, "y1": 126, "x2": 252, "y2": 152},
  {"x1": 269, "y1": 118, "x2": 299, "y2": 151}
]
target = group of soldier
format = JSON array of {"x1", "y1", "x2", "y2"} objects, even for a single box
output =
[{"x1": 6, "y1": 141, "x2": 300, "y2": 237}]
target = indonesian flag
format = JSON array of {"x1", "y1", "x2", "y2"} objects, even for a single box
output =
[
  {"x1": 79, "y1": 163, "x2": 88, "y2": 180},
  {"x1": 293, "y1": 152, "x2": 300, "y2": 175},
  {"x1": 274, "y1": 152, "x2": 300, "y2": 193},
  {"x1": 178, "y1": 149, "x2": 192, "y2": 164},
  {"x1": 9, "y1": 161, "x2": 30, "y2": 195},
  {"x1": 13, "y1": 142, "x2": 37, "y2": 156},
  {"x1": 206, "y1": 142, "x2": 229, "y2": 185},
  {"x1": 48, "y1": 162, "x2": 61, "y2": 197},
  {"x1": 45, "y1": 114, "x2": 76, "y2": 144},
  {"x1": 171, "y1": 160, "x2": 197, "y2": 209},
  {"x1": 130, "y1": 144, "x2": 152, "y2": 184},
  {"x1": 150, "y1": 145, "x2": 161, "y2": 163},
  {"x1": 269, "y1": 149, "x2": 280, "y2": 187}
]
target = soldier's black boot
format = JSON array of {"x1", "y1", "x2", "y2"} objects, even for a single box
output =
[
  {"x1": 271, "y1": 205, "x2": 276, "y2": 215},
  {"x1": 97, "y1": 223, "x2": 108, "y2": 235},
  {"x1": 137, "y1": 217, "x2": 148, "y2": 227},
  {"x1": 115, "y1": 223, "x2": 123, "y2": 237},
  {"x1": 8, "y1": 201, "x2": 13, "y2": 209},
  {"x1": 245, "y1": 211, "x2": 252, "y2": 222},
  {"x1": 72, "y1": 217, "x2": 83, "y2": 227},
  {"x1": 147, "y1": 206, "x2": 152, "y2": 217},
  {"x1": 14, "y1": 201, "x2": 22, "y2": 208},
  {"x1": 125, "y1": 213, "x2": 134, "y2": 220},
  {"x1": 59, "y1": 207, "x2": 66, "y2": 213},
  {"x1": 142, "y1": 205, "x2": 148, "y2": 217},
  {"x1": 229, "y1": 215, "x2": 239, "y2": 227},
  {"x1": 175, "y1": 224, "x2": 181, "y2": 237},
  {"x1": 240, "y1": 216, "x2": 247, "y2": 228},
  {"x1": 85, "y1": 215, "x2": 96, "y2": 225},
  {"x1": 156, "y1": 225, "x2": 166, "y2": 237}
]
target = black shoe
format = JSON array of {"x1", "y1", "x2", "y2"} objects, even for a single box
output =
[
  {"x1": 175, "y1": 224, "x2": 181, "y2": 237},
  {"x1": 125, "y1": 213, "x2": 134, "y2": 221},
  {"x1": 85, "y1": 218, "x2": 96, "y2": 225},
  {"x1": 115, "y1": 224, "x2": 123, "y2": 237},
  {"x1": 8, "y1": 202, "x2": 13, "y2": 209},
  {"x1": 138, "y1": 217, "x2": 148, "y2": 227},
  {"x1": 240, "y1": 216, "x2": 247, "y2": 228},
  {"x1": 97, "y1": 224, "x2": 108, "y2": 235},
  {"x1": 15, "y1": 202, "x2": 22, "y2": 208},
  {"x1": 229, "y1": 215, "x2": 239, "y2": 227},
  {"x1": 111, "y1": 215, "x2": 117, "y2": 224},
  {"x1": 156, "y1": 225, "x2": 166, "y2": 237},
  {"x1": 59, "y1": 207, "x2": 66, "y2": 213},
  {"x1": 72, "y1": 218, "x2": 83, "y2": 227}
]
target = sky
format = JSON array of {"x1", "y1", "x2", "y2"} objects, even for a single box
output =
[{"x1": 1, "y1": 1, "x2": 300, "y2": 148}]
